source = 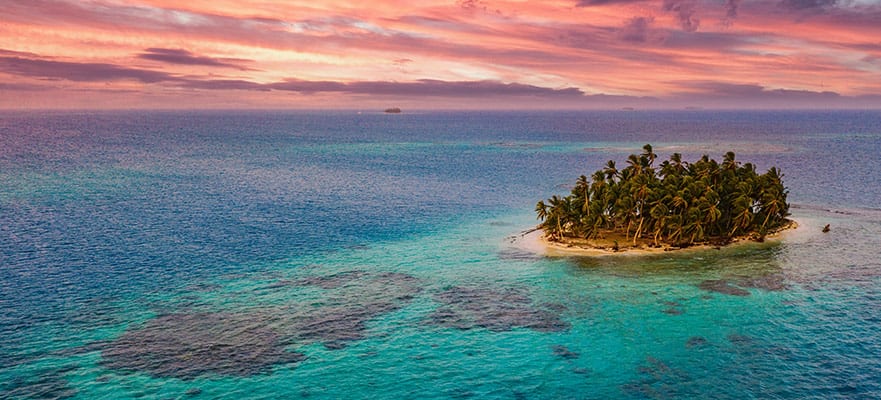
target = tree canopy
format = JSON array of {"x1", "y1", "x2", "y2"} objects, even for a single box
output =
[{"x1": 536, "y1": 145, "x2": 791, "y2": 247}]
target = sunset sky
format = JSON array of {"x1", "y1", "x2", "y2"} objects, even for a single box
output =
[{"x1": 2, "y1": 0, "x2": 881, "y2": 109}]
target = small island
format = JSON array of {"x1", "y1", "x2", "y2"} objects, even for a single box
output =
[
  {"x1": 535, "y1": 144, "x2": 793, "y2": 254},
  {"x1": 384, "y1": 107, "x2": 402, "y2": 114}
]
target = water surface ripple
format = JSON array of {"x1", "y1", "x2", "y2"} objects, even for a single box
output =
[{"x1": 1, "y1": 110, "x2": 880, "y2": 399}]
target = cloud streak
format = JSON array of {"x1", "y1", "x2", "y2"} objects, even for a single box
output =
[
  {"x1": 0, "y1": 56, "x2": 179, "y2": 83},
  {"x1": 576, "y1": 0, "x2": 645, "y2": 5},
  {"x1": 0, "y1": 51, "x2": 584, "y2": 99},
  {"x1": 137, "y1": 48, "x2": 251, "y2": 69},
  {"x1": 1, "y1": 0, "x2": 881, "y2": 108},
  {"x1": 618, "y1": 16, "x2": 656, "y2": 43},
  {"x1": 270, "y1": 79, "x2": 585, "y2": 97},
  {"x1": 663, "y1": 0, "x2": 701, "y2": 32}
]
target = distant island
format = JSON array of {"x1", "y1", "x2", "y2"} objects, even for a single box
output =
[
  {"x1": 535, "y1": 145, "x2": 793, "y2": 253},
  {"x1": 384, "y1": 107, "x2": 402, "y2": 114}
]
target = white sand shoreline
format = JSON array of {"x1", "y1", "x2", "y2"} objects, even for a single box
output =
[{"x1": 514, "y1": 219, "x2": 802, "y2": 257}]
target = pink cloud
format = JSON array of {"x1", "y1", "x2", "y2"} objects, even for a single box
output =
[{"x1": 1, "y1": 0, "x2": 881, "y2": 108}]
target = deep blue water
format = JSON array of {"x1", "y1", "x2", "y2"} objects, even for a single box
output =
[{"x1": 1, "y1": 110, "x2": 880, "y2": 399}]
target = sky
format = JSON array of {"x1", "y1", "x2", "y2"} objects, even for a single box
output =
[{"x1": 2, "y1": 0, "x2": 881, "y2": 109}]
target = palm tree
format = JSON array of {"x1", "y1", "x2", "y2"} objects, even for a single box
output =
[
  {"x1": 575, "y1": 175, "x2": 590, "y2": 213},
  {"x1": 701, "y1": 196, "x2": 722, "y2": 236},
  {"x1": 729, "y1": 195, "x2": 753, "y2": 237},
  {"x1": 649, "y1": 202, "x2": 669, "y2": 246},
  {"x1": 535, "y1": 200, "x2": 548, "y2": 221},
  {"x1": 535, "y1": 145, "x2": 790, "y2": 248},
  {"x1": 630, "y1": 174, "x2": 653, "y2": 244},
  {"x1": 626, "y1": 154, "x2": 643, "y2": 176},
  {"x1": 670, "y1": 152, "x2": 686, "y2": 173},
  {"x1": 603, "y1": 160, "x2": 618, "y2": 181},
  {"x1": 722, "y1": 151, "x2": 738, "y2": 171},
  {"x1": 641, "y1": 144, "x2": 657, "y2": 167}
]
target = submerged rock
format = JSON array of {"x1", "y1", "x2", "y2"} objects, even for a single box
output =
[
  {"x1": 726, "y1": 333, "x2": 754, "y2": 347},
  {"x1": 552, "y1": 345, "x2": 580, "y2": 359},
  {"x1": 685, "y1": 336, "x2": 708, "y2": 348},
  {"x1": 102, "y1": 312, "x2": 304, "y2": 379},
  {"x1": 291, "y1": 270, "x2": 368, "y2": 289},
  {"x1": 264, "y1": 280, "x2": 295, "y2": 289},
  {"x1": 623, "y1": 356, "x2": 690, "y2": 398},
  {"x1": 497, "y1": 248, "x2": 543, "y2": 261},
  {"x1": 288, "y1": 303, "x2": 393, "y2": 348},
  {"x1": 542, "y1": 302, "x2": 568, "y2": 313},
  {"x1": 3, "y1": 368, "x2": 78, "y2": 399},
  {"x1": 183, "y1": 283, "x2": 223, "y2": 293},
  {"x1": 428, "y1": 286, "x2": 570, "y2": 332},
  {"x1": 283, "y1": 271, "x2": 420, "y2": 347},
  {"x1": 738, "y1": 274, "x2": 789, "y2": 292},
  {"x1": 102, "y1": 270, "x2": 423, "y2": 378},
  {"x1": 279, "y1": 271, "x2": 422, "y2": 349},
  {"x1": 698, "y1": 280, "x2": 751, "y2": 296}
]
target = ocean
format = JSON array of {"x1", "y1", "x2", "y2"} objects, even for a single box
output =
[{"x1": 1, "y1": 110, "x2": 880, "y2": 399}]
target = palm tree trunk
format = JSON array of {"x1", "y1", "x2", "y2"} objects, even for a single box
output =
[
  {"x1": 760, "y1": 208, "x2": 775, "y2": 233},
  {"x1": 634, "y1": 216, "x2": 645, "y2": 245}
]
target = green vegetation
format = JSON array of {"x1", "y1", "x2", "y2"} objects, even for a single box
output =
[{"x1": 535, "y1": 145, "x2": 791, "y2": 248}]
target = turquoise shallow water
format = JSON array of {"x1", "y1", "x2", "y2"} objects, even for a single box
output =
[{"x1": 1, "y1": 110, "x2": 881, "y2": 399}]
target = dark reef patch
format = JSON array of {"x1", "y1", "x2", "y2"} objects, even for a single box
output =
[
  {"x1": 497, "y1": 248, "x2": 543, "y2": 261},
  {"x1": 726, "y1": 333, "x2": 754, "y2": 347},
  {"x1": 284, "y1": 302, "x2": 402, "y2": 349},
  {"x1": 291, "y1": 270, "x2": 368, "y2": 289},
  {"x1": 738, "y1": 274, "x2": 789, "y2": 292},
  {"x1": 276, "y1": 270, "x2": 422, "y2": 348},
  {"x1": 271, "y1": 270, "x2": 422, "y2": 348},
  {"x1": 552, "y1": 345, "x2": 580, "y2": 359},
  {"x1": 541, "y1": 302, "x2": 568, "y2": 313},
  {"x1": 264, "y1": 280, "x2": 296, "y2": 289},
  {"x1": 698, "y1": 280, "x2": 750, "y2": 296},
  {"x1": 685, "y1": 336, "x2": 708, "y2": 348},
  {"x1": 101, "y1": 270, "x2": 423, "y2": 378},
  {"x1": 372, "y1": 272, "x2": 422, "y2": 301},
  {"x1": 183, "y1": 282, "x2": 223, "y2": 293},
  {"x1": 1, "y1": 368, "x2": 78, "y2": 399},
  {"x1": 623, "y1": 356, "x2": 691, "y2": 398},
  {"x1": 101, "y1": 312, "x2": 305, "y2": 380},
  {"x1": 428, "y1": 286, "x2": 569, "y2": 332},
  {"x1": 661, "y1": 300, "x2": 684, "y2": 315}
]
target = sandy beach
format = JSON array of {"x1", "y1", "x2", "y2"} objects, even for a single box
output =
[{"x1": 515, "y1": 219, "x2": 801, "y2": 257}]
